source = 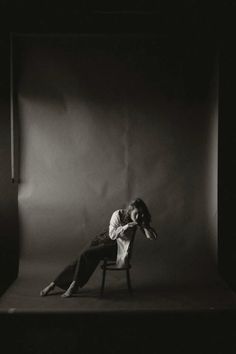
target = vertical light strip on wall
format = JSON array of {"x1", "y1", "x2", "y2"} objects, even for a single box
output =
[{"x1": 10, "y1": 34, "x2": 15, "y2": 183}]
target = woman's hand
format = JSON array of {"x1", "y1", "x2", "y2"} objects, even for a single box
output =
[
  {"x1": 127, "y1": 221, "x2": 138, "y2": 228},
  {"x1": 124, "y1": 221, "x2": 138, "y2": 231}
]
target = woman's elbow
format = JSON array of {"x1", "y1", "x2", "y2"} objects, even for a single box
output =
[
  {"x1": 147, "y1": 232, "x2": 158, "y2": 240},
  {"x1": 147, "y1": 235, "x2": 156, "y2": 240},
  {"x1": 153, "y1": 233, "x2": 159, "y2": 240},
  {"x1": 151, "y1": 231, "x2": 158, "y2": 240}
]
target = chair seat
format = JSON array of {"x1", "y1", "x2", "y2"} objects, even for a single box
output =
[{"x1": 101, "y1": 262, "x2": 131, "y2": 271}]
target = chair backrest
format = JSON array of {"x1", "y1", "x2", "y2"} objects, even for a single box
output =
[{"x1": 126, "y1": 230, "x2": 136, "y2": 263}]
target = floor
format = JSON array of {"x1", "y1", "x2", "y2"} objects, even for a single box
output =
[
  {"x1": 1, "y1": 270, "x2": 236, "y2": 313},
  {"x1": 1, "y1": 272, "x2": 236, "y2": 353}
]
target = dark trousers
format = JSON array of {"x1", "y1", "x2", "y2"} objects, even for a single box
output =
[{"x1": 54, "y1": 242, "x2": 117, "y2": 290}]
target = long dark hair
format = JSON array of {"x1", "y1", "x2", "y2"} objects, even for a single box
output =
[{"x1": 128, "y1": 198, "x2": 151, "y2": 226}]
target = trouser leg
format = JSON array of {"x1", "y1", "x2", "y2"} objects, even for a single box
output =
[
  {"x1": 53, "y1": 260, "x2": 78, "y2": 290},
  {"x1": 73, "y1": 243, "x2": 117, "y2": 288}
]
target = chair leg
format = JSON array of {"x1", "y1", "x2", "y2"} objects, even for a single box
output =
[
  {"x1": 126, "y1": 269, "x2": 133, "y2": 295},
  {"x1": 100, "y1": 266, "x2": 106, "y2": 297}
]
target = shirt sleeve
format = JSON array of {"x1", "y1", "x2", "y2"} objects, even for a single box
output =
[{"x1": 109, "y1": 210, "x2": 126, "y2": 240}]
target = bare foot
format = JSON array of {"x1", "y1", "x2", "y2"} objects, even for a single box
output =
[
  {"x1": 61, "y1": 281, "x2": 77, "y2": 298},
  {"x1": 40, "y1": 282, "x2": 55, "y2": 296}
]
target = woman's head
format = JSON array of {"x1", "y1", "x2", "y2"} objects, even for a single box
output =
[{"x1": 127, "y1": 198, "x2": 151, "y2": 226}]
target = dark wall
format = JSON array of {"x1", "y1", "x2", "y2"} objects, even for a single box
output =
[
  {"x1": 218, "y1": 13, "x2": 236, "y2": 290},
  {"x1": 15, "y1": 35, "x2": 218, "y2": 287},
  {"x1": 0, "y1": 36, "x2": 19, "y2": 295}
]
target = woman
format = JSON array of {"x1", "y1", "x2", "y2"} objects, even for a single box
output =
[{"x1": 40, "y1": 198, "x2": 157, "y2": 298}]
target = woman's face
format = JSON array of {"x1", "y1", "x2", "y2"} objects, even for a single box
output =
[{"x1": 130, "y1": 207, "x2": 140, "y2": 222}]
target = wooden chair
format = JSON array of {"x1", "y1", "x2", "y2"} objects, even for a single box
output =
[{"x1": 100, "y1": 233, "x2": 136, "y2": 297}]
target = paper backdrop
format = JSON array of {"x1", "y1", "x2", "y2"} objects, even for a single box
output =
[{"x1": 15, "y1": 36, "x2": 218, "y2": 286}]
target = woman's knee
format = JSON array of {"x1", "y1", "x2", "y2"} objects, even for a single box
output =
[
  {"x1": 81, "y1": 249, "x2": 92, "y2": 259},
  {"x1": 81, "y1": 247, "x2": 101, "y2": 261}
]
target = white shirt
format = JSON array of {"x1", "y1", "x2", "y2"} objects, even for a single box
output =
[{"x1": 109, "y1": 209, "x2": 136, "y2": 268}]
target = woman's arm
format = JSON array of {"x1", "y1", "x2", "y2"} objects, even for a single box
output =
[
  {"x1": 139, "y1": 224, "x2": 158, "y2": 240},
  {"x1": 109, "y1": 210, "x2": 137, "y2": 240}
]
